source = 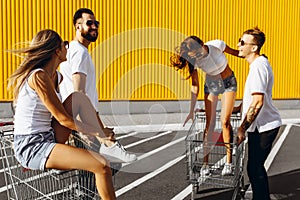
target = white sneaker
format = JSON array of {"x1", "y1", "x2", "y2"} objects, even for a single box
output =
[
  {"x1": 232, "y1": 146, "x2": 237, "y2": 156},
  {"x1": 99, "y1": 141, "x2": 137, "y2": 163},
  {"x1": 221, "y1": 163, "x2": 233, "y2": 176},
  {"x1": 200, "y1": 164, "x2": 210, "y2": 176}
]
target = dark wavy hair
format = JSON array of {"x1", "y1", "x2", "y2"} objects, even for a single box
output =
[
  {"x1": 170, "y1": 36, "x2": 204, "y2": 79},
  {"x1": 73, "y1": 8, "x2": 94, "y2": 26}
]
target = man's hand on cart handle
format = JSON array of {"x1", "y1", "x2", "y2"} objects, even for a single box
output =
[{"x1": 236, "y1": 126, "x2": 246, "y2": 145}]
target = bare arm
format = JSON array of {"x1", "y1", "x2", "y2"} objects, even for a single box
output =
[
  {"x1": 224, "y1": 45, "x2": 240, "y2": 57},
  {"x1": 28, "y1": 71, "x2": 101, "y2": 136},
  {"x1": 237, "y1": 93, "x2": 264, "y2": 144},
  {"x1": 72, "y1": 72, "x2": 86, "y2": 93},
  {"x1": 183, "y1": 70, "x2": 199, "y2": 126}
]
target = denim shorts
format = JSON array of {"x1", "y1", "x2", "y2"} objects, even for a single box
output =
[
  {"x1": 14, "y1": 130, "x2": 56, "y2": 171},
  {"x1": 204, "y1": 72, "x2": 237, "y2": 95}
]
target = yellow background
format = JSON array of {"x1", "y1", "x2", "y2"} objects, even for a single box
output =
[{"x1": 1, "y1": 0, "x2": 300, "y2": 101}]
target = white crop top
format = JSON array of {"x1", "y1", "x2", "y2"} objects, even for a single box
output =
[
  {"x1": 195, "y1": 40, "x2": 228, "y2": 76},
  {"x1": 14, "y1": 69, "x2": 62, "y2": 135}
]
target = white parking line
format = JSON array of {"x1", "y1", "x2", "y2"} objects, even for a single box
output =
[
  {"x1": 171, "y1": 184, "x2": 192, "y2": 200},
  {"x1": 112, "y1": 123, "x2": 192, "y2": 133},
  {"x1": 264, "y1": 124, "x2": 291, "y2": 170},
  {"x1": 116, "y1": 154, "x2": 186, "y2": 197},
  {"x1": 122, "y1": 136, "x2": 185, "y2": 167},
  {"x1": 124, "y1": 131, "x2": 172, "y2": 148},
  {"x1": 116, "y1": 131, "x2": 139, "y2": 140}
]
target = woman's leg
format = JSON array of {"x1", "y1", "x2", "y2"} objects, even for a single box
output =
[
  {"x1": 45, "y1": 144, "x2": 116, "y2": 200},
  {"x1": 220, "y1": 91, "x2": 236, "y2": 163},
  {"x1": 203, "y1": 93, "x2": 218, "y2": 164}
]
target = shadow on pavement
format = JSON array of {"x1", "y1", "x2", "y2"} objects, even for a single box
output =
[
  {"x1": 191, "y1": 184, "x2": 250, "y2": 200},
  {"x1": 269, "y1": 168, "x2": 300, "y2": 200}
]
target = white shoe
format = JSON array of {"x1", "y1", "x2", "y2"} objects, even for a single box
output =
[
  {"x1": 221, "y1": 163, "x2": 233, "y2": 176},
  {"x1": 200, "y1": 164, "x2": 210, "y2": 176},
  {"x1": 99, "y1": 141, "x2": 137, "y2": 163},
  {"x1": 232, "y1": 146, "x2": 237, "y2": 156}
]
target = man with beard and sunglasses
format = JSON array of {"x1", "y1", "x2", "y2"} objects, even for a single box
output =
[{"x1": 60, "y1": 8, "x2": 137, "y2": 164}]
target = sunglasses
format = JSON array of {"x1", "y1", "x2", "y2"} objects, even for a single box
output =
[
  {"x1": 86, "y1": 20, "x2": 100, "y2": 28},
  {"x1": 63, "y1": 41, "x2": 69, "y2": 49},
  {"x1": 239, "y1": 38, "x2": 256, "y2": 46}
]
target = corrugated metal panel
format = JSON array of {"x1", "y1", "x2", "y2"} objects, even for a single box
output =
[{"x1": 1, "y1": 0, "x2": 300, "y2": 101}]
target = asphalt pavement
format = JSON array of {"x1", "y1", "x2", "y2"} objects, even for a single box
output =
[{"x1": 0, "y1": 103, "x2": 299, "y2": 200}]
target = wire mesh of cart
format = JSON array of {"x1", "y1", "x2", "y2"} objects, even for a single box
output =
[
  {"x1": 0, "y1": 126, "x2": 101, "y2": 200},
  {"x1": 185, "y1": 111, "x2": 246, "y2": 200}
]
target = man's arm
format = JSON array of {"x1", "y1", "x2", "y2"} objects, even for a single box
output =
[
  {"x1": 237, "y1": 93, "x2": 264, "y2": 144},
  {"x1": 72, "y1": 72, "x2": 87, "y2": 93}
]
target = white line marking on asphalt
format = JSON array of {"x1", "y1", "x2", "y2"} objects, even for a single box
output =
[
  {"x1": 124, "y1": 131, "x2": 172, "y2": 148},
  {"x1": 282, "y1": 118, "x2": 300, "y2": 125},
  {"x1": 264, "y1": 124, "x2": 291, "y2": 170},
  {"x1": 112, "y1": 123, "x2": 192, "y2": 133},
  {"x1": 115, "y1": 131, "x2": 138, "y2": 140},
  {"x1": 122, "y1": 136, "x2": 185, "y2": 167},
  {"x1": 116, "y1": 154, "x2": 186, "y2": 197},
  {"x1": 171, "y1": 184, "x2": 193, "y2": 200}
]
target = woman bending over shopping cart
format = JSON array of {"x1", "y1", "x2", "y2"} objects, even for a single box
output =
[
  {"x1": 7, "y1": 29, "x2": 116, "y2": 200},
  {"x1": 171, "y1": 36, "x2": 240, "y2": 176}
]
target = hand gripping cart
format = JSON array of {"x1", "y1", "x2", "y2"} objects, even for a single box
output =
[
  {"x1": 185, "y1": 111, "x2": 246, "y2": 200},
  {"x1": 0, "y1": 123, "x2": 102, "y2": 200}
]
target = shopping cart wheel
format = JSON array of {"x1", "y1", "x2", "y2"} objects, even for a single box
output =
[{"x1": 193, "y1": 184, "x2": 199, "y2": 194}]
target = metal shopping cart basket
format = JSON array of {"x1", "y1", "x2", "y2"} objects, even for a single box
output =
[
  {"x1": 185, "y1": 111, "x2": 246, "y2": 200},
  {"x1": 0, "y1": 126, "x2": 101, "y2": 200}
]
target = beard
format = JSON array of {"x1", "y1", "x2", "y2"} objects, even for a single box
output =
[{"x1": 81, "y1": 30, "x2": 98, "y2": 42}]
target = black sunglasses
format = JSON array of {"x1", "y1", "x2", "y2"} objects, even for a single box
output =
[
  {"x1": 63, "y1": 41, "x2": 69, "y2": 49},
  {"x1": 86, "y1": 20, "x2": 100, "y2": 28},
  {"x1": 239, "y1": 38, "x2": 256, "y2": 46}
]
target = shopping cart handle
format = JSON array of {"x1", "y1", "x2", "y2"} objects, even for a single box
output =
[{"x1": 0, "y1": 122, "x2": 14, "y2": 126}]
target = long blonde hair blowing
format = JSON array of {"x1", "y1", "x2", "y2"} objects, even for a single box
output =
[{"x1": 7, "y1": 29, "x2": 62, "y2": 99}]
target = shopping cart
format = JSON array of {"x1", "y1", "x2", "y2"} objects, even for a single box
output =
[
  {"x1": 0, "y1": 125, "x2": 101, "y2": 200},
  {"x1": 185, "y1": 111, "x2": 246, "y2": 200}
]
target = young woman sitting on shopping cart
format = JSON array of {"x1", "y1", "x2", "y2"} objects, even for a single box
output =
[
  {"x1": 171, "y1": 36, "x2": 240, "y2": 176},
  {"x1": 7, "y1": 29, "x2": 116, "y2": 200}
]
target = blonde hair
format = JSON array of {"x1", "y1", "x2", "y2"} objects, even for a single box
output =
[{"x1": 7, "y1": 29, "x2": 62, "y2": 98}]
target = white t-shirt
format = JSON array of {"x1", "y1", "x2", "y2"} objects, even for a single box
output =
[
  {"x1": 14, "y1": 69, "x2": 62, "y2": 135},
  {"x1": 195, "y1": 40, "x2": 228, "y2": 76},
  {"x1": 59, "y1": 41, "x2": 99, "y2": 111},
  {"x1": 242, "y1": 56, "x2": 282, "y2": 132}
]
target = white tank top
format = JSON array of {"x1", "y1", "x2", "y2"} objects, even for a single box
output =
[
  {"x1": 14, "y1": 69, "x2": 62, "y2": 135},
  {"x1": 195, "y1": 40, "x2": 228, "y2": 76}
]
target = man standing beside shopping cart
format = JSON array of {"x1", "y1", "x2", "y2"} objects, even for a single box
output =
[
  {"x1": 236, "y1": 27, "x2": 282, "y2": 200},
  {"x1": 59, "y1": 8, "x2": 137, "y2": 163}
]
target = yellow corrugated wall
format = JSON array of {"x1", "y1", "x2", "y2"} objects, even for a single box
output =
[{"x1": 1, "y1": 0, "x2": 300, "y2": 101}]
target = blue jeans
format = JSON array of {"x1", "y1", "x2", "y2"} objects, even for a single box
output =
[{"x1": 247, "y1": 127, "x2": 280, "y2": 200}]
